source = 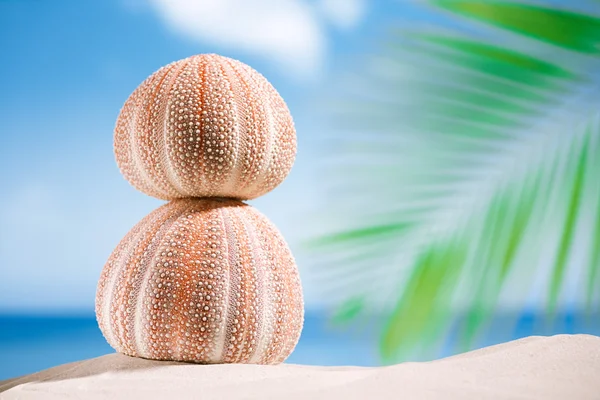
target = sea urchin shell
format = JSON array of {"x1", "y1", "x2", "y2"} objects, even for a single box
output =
[
  {"x1": 114, "y1": 54, "x2": 297, "y2": 200},
  {"x1": 95, "y1": 198, "x2": 303, "y2": 364}
]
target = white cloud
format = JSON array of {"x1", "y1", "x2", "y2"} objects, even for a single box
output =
[
  {"x1": 144, "y1": 0, "x2": 366, "y2": 77},
  {"x1": 148, "y1": 0, "x2": 323, "y2": 76},
  {"x1": 318, "y1": 0, "x2": 365, "y2": 30},
  {"x1": 0, "y1": 184, "x2": 66, "y2": 230}
]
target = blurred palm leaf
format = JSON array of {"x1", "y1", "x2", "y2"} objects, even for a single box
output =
[{"x1": 310, "y1": 0, "x2": 600, "y2": 363}]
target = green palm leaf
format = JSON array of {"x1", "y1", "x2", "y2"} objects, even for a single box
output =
[
  {"x1": 431, "y1": 1, "x2": 600, "y2": 54},
  {"x1": 310, "y1": 0, "x2": 600, "y2": 362}
]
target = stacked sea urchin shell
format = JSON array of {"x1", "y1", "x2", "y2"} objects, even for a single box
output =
[{"x1": 95, "y1": 54, "x2": 303, "y2": 365}]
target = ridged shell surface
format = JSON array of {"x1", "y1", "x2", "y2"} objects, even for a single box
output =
[
  {"x1": 114, "y1": 54, "x2": 296, "y2": 200},
  {"x1": 95, "y1": 198, "x2": 303, "y2": 364}
]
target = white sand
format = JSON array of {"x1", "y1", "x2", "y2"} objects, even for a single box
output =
[{"x1": 1, "y1": 334, "x2": 599, "y2": 399}]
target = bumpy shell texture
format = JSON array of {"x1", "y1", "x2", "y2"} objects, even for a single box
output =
[
  {"x1": 114, "y1": 54, "x2": 297, "y2": 200},
  {"x1": 95, "y1": 198, "x2": 304, "y2": 364}
]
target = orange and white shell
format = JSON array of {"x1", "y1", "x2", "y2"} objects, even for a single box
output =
[
  {"x1": 95, "y1": 198, "x2": 304, "y2": 364},
  {"x1": 114, "y1": 54, "x2": 296, "y2": 200}
]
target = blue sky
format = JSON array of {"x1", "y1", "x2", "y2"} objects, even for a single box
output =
[
  {"x1": 0, "y1": 0, "x2": 432, "y2": 313},
  {"x1": 2, "y1": 0, "x2": 595, "y2": 316}
]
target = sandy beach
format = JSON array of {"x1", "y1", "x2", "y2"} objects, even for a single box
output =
[{"x1": 1, "y1": 334, "x2": 599, "y2": 399}]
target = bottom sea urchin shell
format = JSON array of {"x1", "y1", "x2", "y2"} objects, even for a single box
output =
[{"x1": 95, "y1": 198, "x2": 303, "y2": 364}]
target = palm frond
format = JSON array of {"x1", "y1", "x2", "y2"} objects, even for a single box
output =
[
  {"x1": 431, "y1": 0, "x2": 600, "y2": 54},
  {"x1": 310, "y1": 0, "x2": 600, "y2": 362}
]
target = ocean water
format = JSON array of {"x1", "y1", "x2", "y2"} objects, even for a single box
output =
[{"x1": 1, "y1": 312, "x2": 598, "y2": 380}]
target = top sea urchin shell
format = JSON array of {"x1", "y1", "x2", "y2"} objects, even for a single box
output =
[{"x1": 114, "y1": 54, "x2": 296, "y2": 200}]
